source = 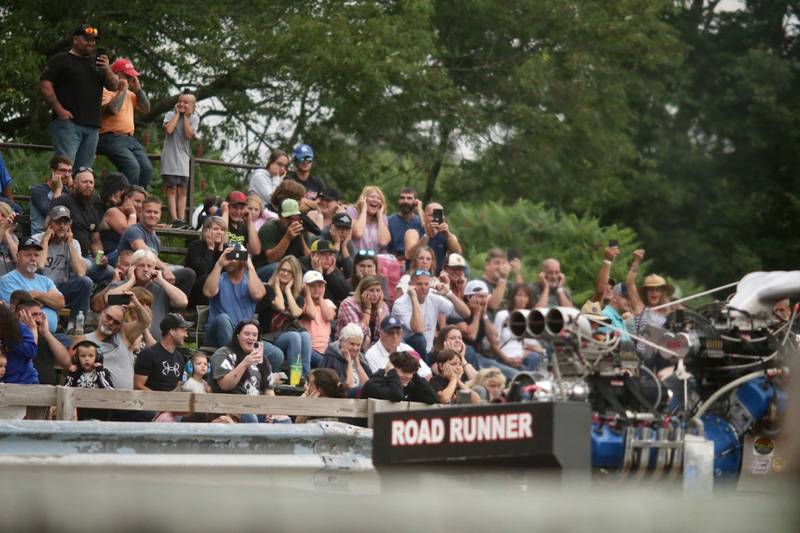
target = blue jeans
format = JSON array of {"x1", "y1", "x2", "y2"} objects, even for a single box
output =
[
  {"x1": 57, "y1": 275, "x2": 92, "y2": 321},
  {"x1": 49, "y1": 119, "x2": 99, "y2": 172},
  {"x1": 204, "y1": 313, "x2": 235, "y2": 347},
  {"x1": 96, "y1": 133, "x2": 152, "y2": 188},
  {"x1": 274, "y1": 331, "x2": 312, "y2": 376},
  {"x1": 403, "y1": 333, "x2": 428, "y2": 363},
  {"x1": 465, "y1": 345, "x2": 519, "y2": 381}
]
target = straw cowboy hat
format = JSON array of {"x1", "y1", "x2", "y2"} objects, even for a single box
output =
[{"x1": 640, "y1": 274, "x2": 675, "y2": 297}]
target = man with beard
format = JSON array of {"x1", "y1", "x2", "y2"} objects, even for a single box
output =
[
  {"x1": 105, "y1": 249, "x2": 187, "y2": 342},
  {"x1": 532, "y1": 257, "x2": 574, "y2": 308},
  {"x1": 203, "y1": 245, "x2": 268, "y2": 348},
  {"x1": 39, "y1": 24, "x2": 118, "y2": 172},
  {"x1": 0, "y1": 239, "x2": 65, "y2": 334},
  {"x1": 32, "y1": 206, "x2": 92, "y2": 327},
  {"x1": 29, "y1": 155, "x2": 73, "y2": 235},
  {"x1": 80, "y1": 293, "x2": 150, "y2": 391},
  {"x1": 134, "y1": 314, "x2": 191, "y2": 392},
  {"x1": 117, "y1": 196, "x2": 195, "y2": 297},
  {"x1": 50, "y1": 167, "x2": 111, "y2": 282},
  {"x1": 387, "y1": 187, "x2": 424, "y2": 260}
]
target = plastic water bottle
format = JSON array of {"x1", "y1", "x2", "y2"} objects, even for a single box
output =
[{"x1": 74, "y1": 311, "x2": 85, "y2": 336}]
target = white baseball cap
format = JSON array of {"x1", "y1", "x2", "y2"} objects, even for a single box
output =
[
  {"x1": 445, "y1": 253, "x2": 467, "y2": 268},
  {"x1": 302, "y1": 270, "x2": 326, "y2": 284},
  {"x1": 464, "y1": 280, "x2": 489, "y2": 296}
]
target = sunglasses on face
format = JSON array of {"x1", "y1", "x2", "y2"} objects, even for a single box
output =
[
  {"x1": 413, "y1": 269, "x2": 432, "y2": 277},
  {"x1": 356, "y1": 249, "x2": 376, "y2": 257}
]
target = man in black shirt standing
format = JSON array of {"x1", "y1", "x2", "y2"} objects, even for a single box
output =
[
  {"x1": 39, "y1": 24, "x2": 118, "y2": 173},
  {"x1": 134, "y1": 314, "x2": 191, "y2": 391}
]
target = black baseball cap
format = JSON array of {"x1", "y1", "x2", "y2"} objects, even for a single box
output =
[
  {"x1": 160, "y1": 313, "x2": 193, "y2": 333},
  {"x1": 320, "y1": 187, "x2": 342, "y2": 202},
  {"x1": 332, "y1": 212, "x2": 352, "y2": 228},
  {"x1": 74, "y1": 24, "x2": 100, "y2": 39}
]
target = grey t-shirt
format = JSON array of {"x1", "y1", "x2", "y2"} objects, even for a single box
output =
[
  {"x1": 117, "y1": 223, "x2": 160, "y2": 255},
  {"x1": 32, "y1": 233, "x2": 81, "y2": 284},
  {"x1": 0, "y1": 234, "x2": 18, "y2": 276},
  {"x1": 209, "y1": 346, "x2": 272, "y2": 395},
  {"x1": 530, "y1": 283, "x2": 573, "y2": 308},
  {"x1": 160, "y1": 111, "x2": 199, "y2": 177},
  {"x1": 86, "y1": 331, "x2": 135, "y2": 390}
]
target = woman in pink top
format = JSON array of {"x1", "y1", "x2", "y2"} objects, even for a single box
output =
[
  {"x1": 299, "y1": 270, "x2": 336, "y2": 357},
  {"x1": 346, "y1": 185, "x2": 390, "y2": 253}
]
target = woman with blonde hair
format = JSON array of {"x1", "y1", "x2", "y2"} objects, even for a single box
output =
[
  {"x1": 256, "y1": 256, "x2": 315, "y2": 376},
  {"x1": 185, "y1": 215, "x2": 227, "y2": 306},
  {"x1": 336, "y1": 275, "x2": 389, "y2": 351},
  {"x1": 246, "y1": 194, "x2": 275, "y2": 231},
  {"x1": 395, "y1": 245, "x2": 436, "y2": 298},
  {"x1": 346, "y1": 185, "x2": 390, "y2": 252},
  {"x1": 466, "y1": 368, "x2": 507, "y2": 402}
]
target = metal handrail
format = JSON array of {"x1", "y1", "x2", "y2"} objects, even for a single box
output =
[{"x1": 0, "y1": 142, "x2": 264, "y2": 218}]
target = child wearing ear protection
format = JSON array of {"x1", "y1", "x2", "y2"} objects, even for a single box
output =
[
  {"x1": 63, "y1": 340, "x2": 114, "y2": 420},
  {"x1": 64, "y1": 340, "x2": 114, "y2": 390},
  {"x1": 181, "y1": 352, "x2": 211, "y2": 393}
]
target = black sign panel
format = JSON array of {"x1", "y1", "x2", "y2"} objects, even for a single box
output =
[{"x1": 372, "y1": 402, "x2": 590, "y2": 470}]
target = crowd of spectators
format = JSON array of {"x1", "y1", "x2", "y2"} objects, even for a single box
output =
[{"x1": 5, "y1": 23, "x2": 789, "y2": 424}]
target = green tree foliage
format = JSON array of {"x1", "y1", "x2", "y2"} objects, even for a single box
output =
[
  {"x1": 0, "y1": 1, "x2": 794, "y2": 290},
  {"x1": 448, "y1": 199, "x2": 644, "y2": 304}
]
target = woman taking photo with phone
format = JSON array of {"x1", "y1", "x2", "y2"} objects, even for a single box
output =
[{"x1": 209, "y1": 319, "x2": 273, "y2": 423}]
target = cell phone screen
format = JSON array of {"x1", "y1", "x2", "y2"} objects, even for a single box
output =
[
  {"x1": 432, "y1": 208, "x2": 444, "y2": 222},
  {"x1": 108, "y1": 294, "x2": 131, "y2": 306},
  {"x1": 96, "y1": 47, "x2": 107, "y2": 57}
]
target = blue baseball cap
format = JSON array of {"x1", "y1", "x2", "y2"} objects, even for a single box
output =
[
  {"x1": 293, "y1": 144, "x2": 314, "y2": 162},
  {"x1": 380, "y1": 316, "x2": 403, "y2": 332}
]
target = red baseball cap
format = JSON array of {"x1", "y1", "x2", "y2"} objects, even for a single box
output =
[
  {"x1": 111, "y1": 58, "x2": 139, "y2": 78},
  {"x1": 227, "y1": 191, "x2": 247, "y2": 205}
]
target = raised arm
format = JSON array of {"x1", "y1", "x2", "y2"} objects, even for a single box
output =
[
  {"x1": 626, "y1": 249, "x2": 646, "y2": 316},
  {"x1": 592, "y1": 246, "x2": 619, "y2": 302},
  {"x1": 155, "y1": 270, "x2": 188, "y2": 309},
  {"x1": 123, "y1": 292, "x2": 152, "y2": 348}
]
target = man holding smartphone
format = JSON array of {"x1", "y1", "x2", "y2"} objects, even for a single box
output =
[
  {"x1": 203, "y1": 245, "x2": 269, "y2": 348},
  {"x1": 404, "y1": 202, "x2": 463, "y2": 275},
  {"x1": 40, "y1": 24, "x2": 118, "y2": 172}
]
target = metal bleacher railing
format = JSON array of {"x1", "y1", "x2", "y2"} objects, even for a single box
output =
[{"x1": 0, "y1": 141, "x2": 262, "y2": 224}]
